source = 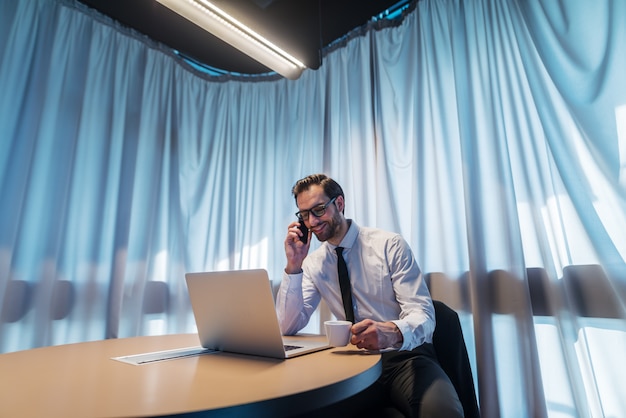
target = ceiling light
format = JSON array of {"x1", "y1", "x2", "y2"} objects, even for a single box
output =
[{"x1": 155, "y1": 0, "x2": 307, "y2": 80}]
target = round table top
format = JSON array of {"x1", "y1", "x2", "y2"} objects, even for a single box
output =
[{"x1": 0, "y1": 333, "x2": 382, "y2": 417}]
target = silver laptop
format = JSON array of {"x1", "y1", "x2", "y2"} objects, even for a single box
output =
[{"x1": 185, "y1": 269, "x2": 329, "y2": 359}]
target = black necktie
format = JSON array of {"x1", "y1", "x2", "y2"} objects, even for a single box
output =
[{"x1": 335, "y1": 247, "x2": 355, "y2": 323}]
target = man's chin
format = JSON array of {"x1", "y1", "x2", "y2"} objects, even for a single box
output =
[
  {"x1": 313, "y1": 228, "x2": 331, "y2": 242},
  {"x1": 313, "y1": 232, "x2": 329, "y2": 242}
]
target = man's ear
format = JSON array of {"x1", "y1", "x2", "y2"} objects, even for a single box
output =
[{"x1": 336, "y1": 195, "x2": 345, "y2": 214}]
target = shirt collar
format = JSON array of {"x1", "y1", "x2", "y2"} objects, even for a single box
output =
[{"x1": 335, "y1": 219, "x2": 358, "y2": 250}]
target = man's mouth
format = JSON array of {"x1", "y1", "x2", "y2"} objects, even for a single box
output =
[{"x1": 311, "y1": 223, "x2": 326, "y2": 235}]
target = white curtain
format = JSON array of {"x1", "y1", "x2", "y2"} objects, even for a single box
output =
[{"x1": 1, "y1": 0, "x2": 625, "y2": 416}]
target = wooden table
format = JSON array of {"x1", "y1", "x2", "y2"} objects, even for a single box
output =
[{"x1": 0, "y1": 334, "x2": 381, "y2": 417}]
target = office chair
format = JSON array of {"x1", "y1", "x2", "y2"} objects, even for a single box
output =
[
  {"x1": 432, "y1": 300, "x2": 481, "y2": 418},
  {"x1": 359, "y1": 300, "x2": 481, "y2": 418},
  {"x1": 525, "y1": 267, "x2": 553, "y2": 316},
  {"x1": 563, "y1": 264, "x2": 624, "y2": 319},
  {"x1": 1, "y1": 280, "x2": 32, "y2": 323},
  {"x1": 50, "y1": 280, "x2": 75, "y2": 320},
  {"x1": 142, "y1": 281, "x2": 170, "y2": 315},
  {"x1": 296, "y1": 300, "x2": 480, "y2": 418}
]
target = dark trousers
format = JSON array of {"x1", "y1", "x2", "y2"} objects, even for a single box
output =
[{"x1": 299, "y1": 344, "x2": 464, "y2": 418}]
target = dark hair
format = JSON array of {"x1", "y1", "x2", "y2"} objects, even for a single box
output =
[{"x1": 292, "y1": 174, "x2": 344, "y2": 202}]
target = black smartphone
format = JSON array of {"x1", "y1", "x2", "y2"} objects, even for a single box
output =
[{"x1": 298, "y1": 221, "x2": 309, "y2": 244}]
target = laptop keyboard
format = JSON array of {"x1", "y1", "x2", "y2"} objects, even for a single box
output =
[{"x1": 284, "y1": 344, "x2": 303, "y2": 352}]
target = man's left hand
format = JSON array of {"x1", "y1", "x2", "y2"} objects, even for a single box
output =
[{"x1": 350, "y1": 319, "x2": 403, "y2": 350}]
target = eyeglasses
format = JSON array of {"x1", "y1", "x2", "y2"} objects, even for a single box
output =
[{"x1": 295, "y1": 196, "x2": 338, "y2": 221}]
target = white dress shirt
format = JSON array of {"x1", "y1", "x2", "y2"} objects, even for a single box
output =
[{"x1": 276, "y1": 220, "x2": 435, "y2": 351}]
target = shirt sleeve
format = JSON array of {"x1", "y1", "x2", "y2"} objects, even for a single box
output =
[
  {"x1": 387, "y1": 235, "x2": 436, "y2": 351},
  {"x1": 275, "y1": 270, "x2": 321, "y2": 335}
]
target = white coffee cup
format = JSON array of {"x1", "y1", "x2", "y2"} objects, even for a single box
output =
[{"x1": 324, "y1": 320, "x2": 353, "y2": 347}]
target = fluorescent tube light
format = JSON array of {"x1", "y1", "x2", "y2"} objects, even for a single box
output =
[{"x1": 155, "y1": 0, "x2": 307, "y2": 79}]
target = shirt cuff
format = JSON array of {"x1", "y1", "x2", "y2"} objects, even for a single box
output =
[{"x1": 392, "y1": 320, "x2": 413, "y2": 351}]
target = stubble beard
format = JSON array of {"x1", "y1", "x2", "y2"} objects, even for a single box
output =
[{"x1": 313, "y1": 213, "x2": 341, "y2": 242}]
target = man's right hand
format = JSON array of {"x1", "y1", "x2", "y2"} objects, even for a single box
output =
[{"x1": 284, "y1": 221, "x2": 311, "y2": 274}]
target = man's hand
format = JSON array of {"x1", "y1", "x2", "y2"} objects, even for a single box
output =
[
  {"x1": 350, "y1": 319, "x2": 403, "y2": 350},
  {"x1": 284, "y1": 221, "x2": 311, "y2": 274}
]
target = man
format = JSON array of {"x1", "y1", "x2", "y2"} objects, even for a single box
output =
[{"x1": 276, "y1": 174, "x2": 463, "y2": 418}]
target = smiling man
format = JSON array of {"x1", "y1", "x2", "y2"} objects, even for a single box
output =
[{"x1": 275, "y1": 173, "x2": 464, "y2": 418}]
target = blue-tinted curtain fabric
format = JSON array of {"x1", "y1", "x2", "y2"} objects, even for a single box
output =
[{"x1": 1, "y1": 0, "x2": 625, "y2": 416}]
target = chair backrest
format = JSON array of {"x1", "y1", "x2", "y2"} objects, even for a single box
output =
[
  {"x1": 1, "y1": 280, "x2": 33, "y2": 323},
  {"x1": 432, "y1": 300, "x2": 480, "y2": 418},
  {"x1": 563, "y1": 264, "x2": 624, "y2": 318},
  {"x1": 425, "y1": 272, "x2": 469, "y2": 312},
  {"x1": 526, "y1": 267, "x2": 553, "y2": 316},
  {"x1": 142, "y1": 281, "x2": 170, "y2": 314},
  {"x1": 50, "y1": 280, "x2": 75, "y2": 320}
]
